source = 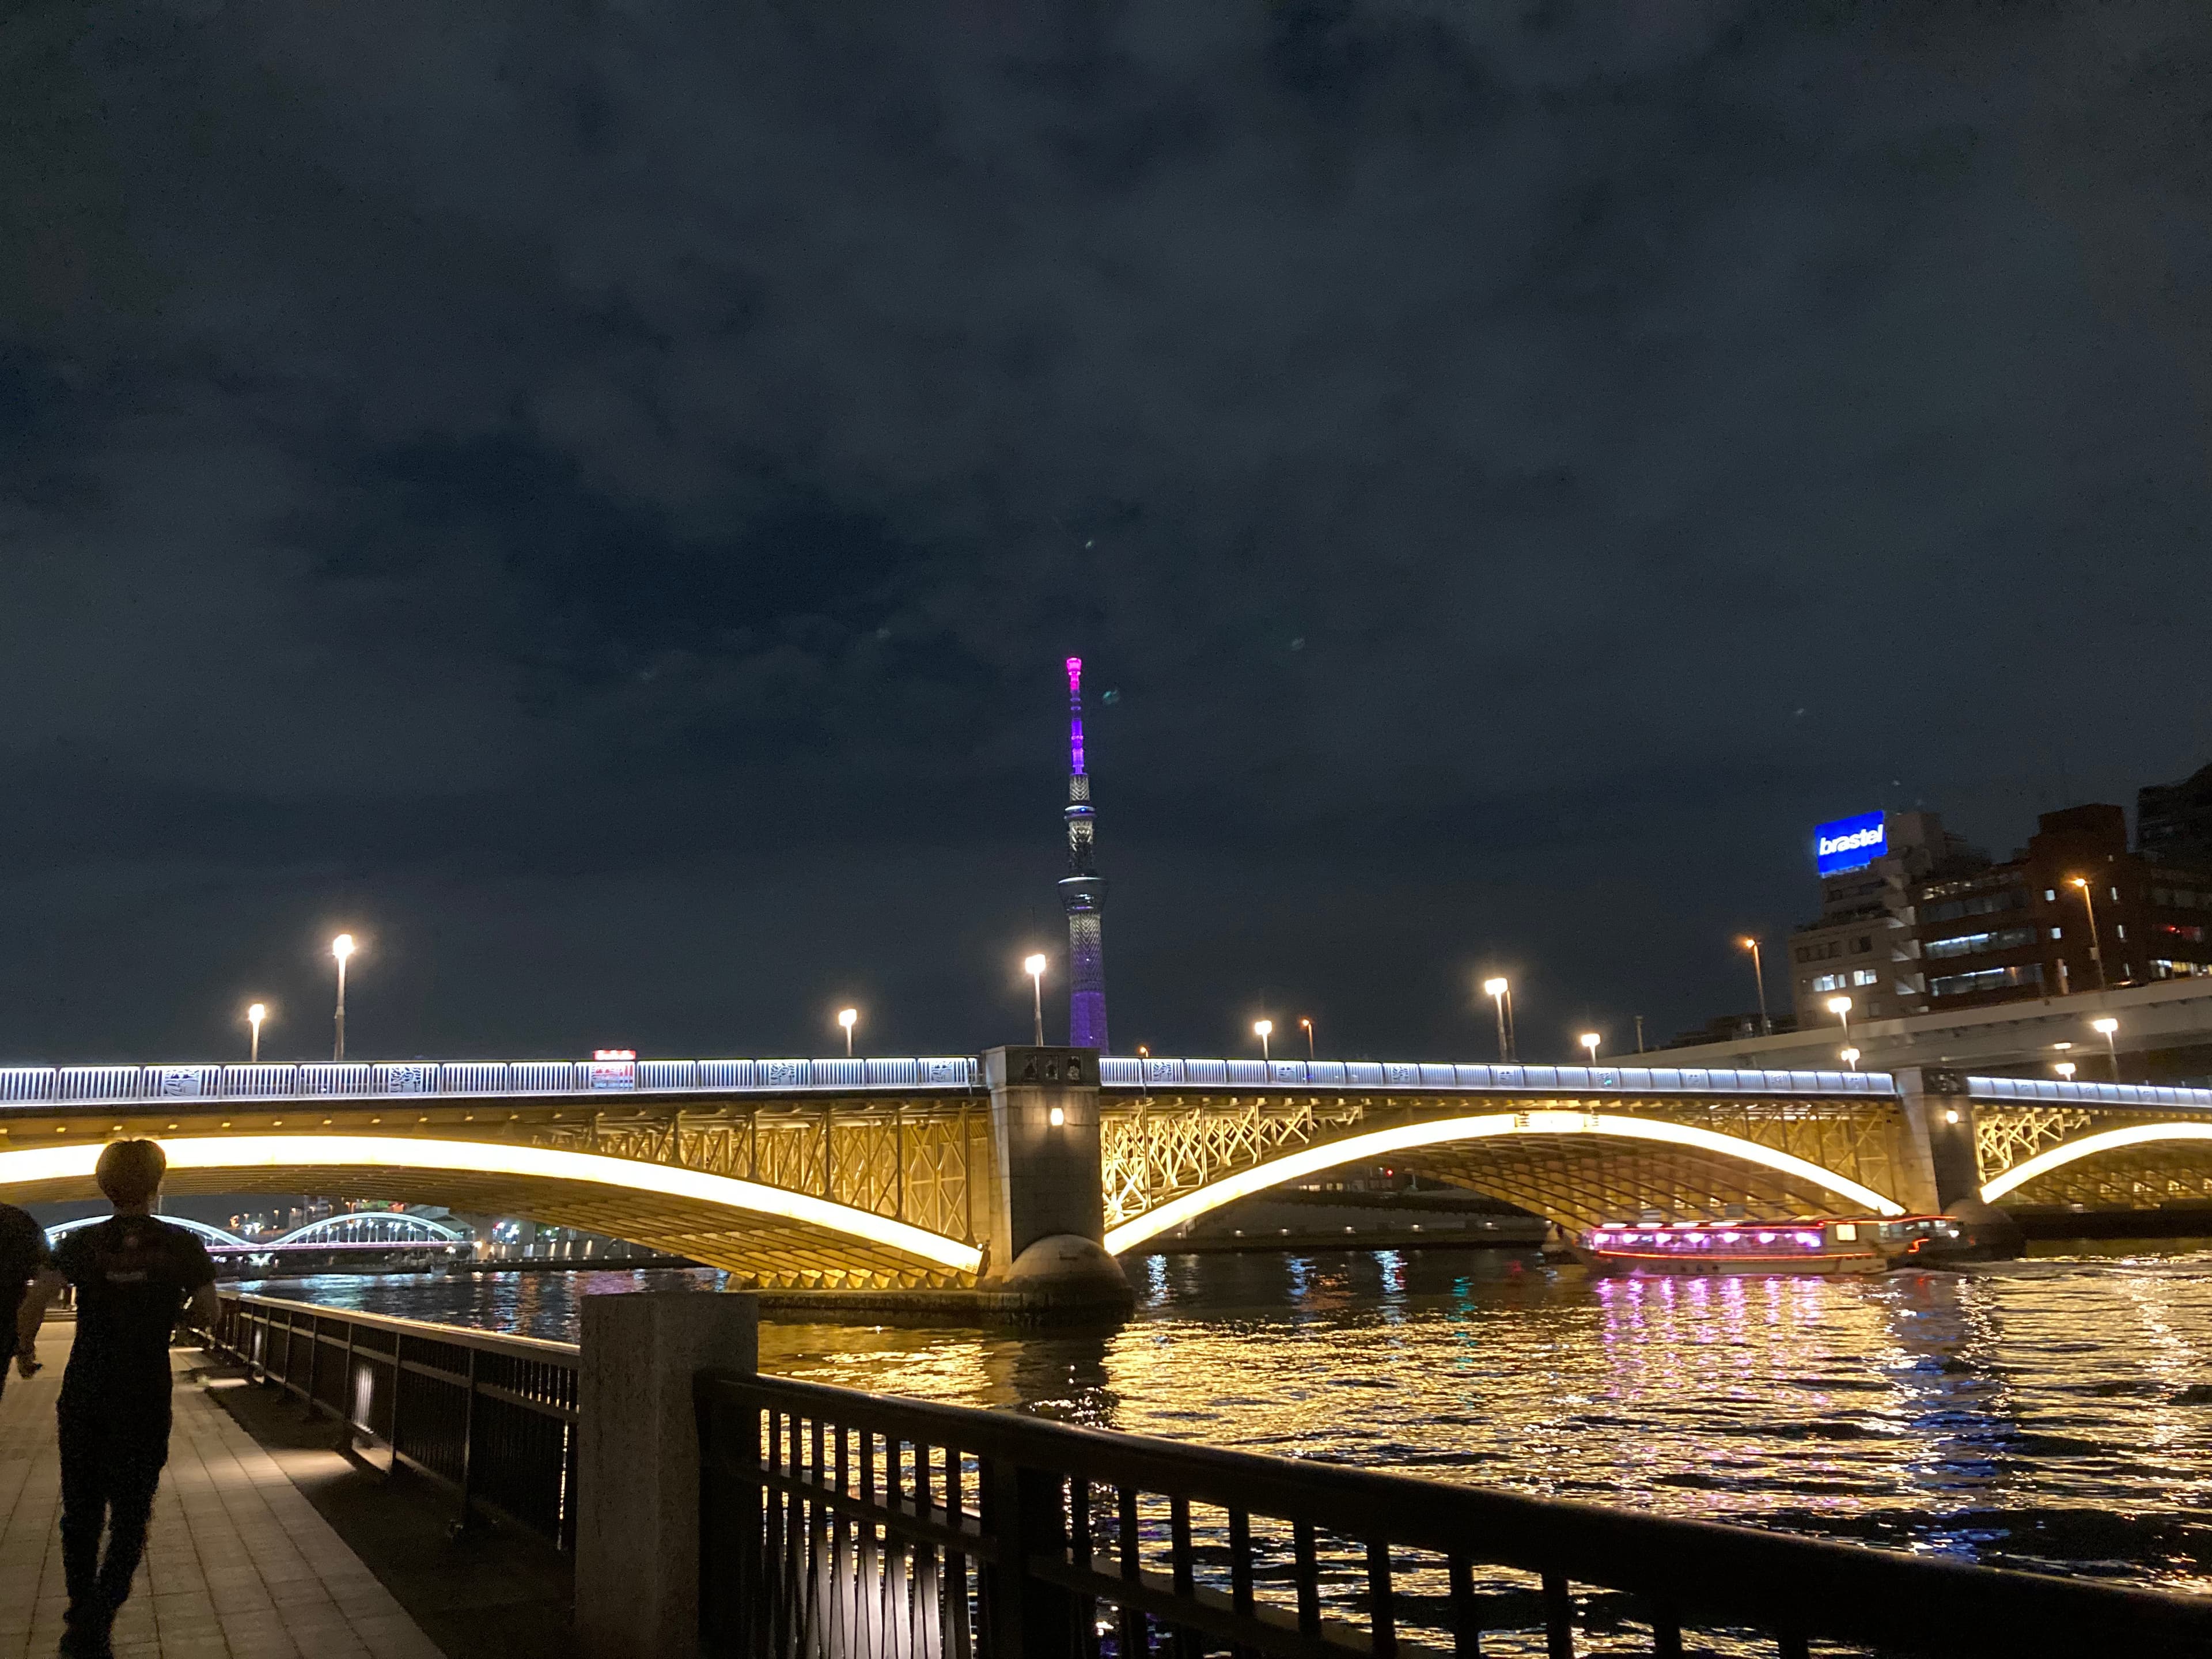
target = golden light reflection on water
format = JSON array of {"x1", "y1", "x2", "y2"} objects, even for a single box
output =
[{"x1": 256, "y1": 1245, "x2": 2212, "y2": 1592}]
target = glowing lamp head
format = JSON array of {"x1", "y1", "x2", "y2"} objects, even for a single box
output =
[
  {"x1": 248, "y1": 1003, "x2": 266, "y2": 1024},
  {"x1": 1298, "y1": 1017, "x2": 1312, "y2": 1031},
  {"x1": 2069, "y1": 876, "x2": 2088, "y2": 889},
  {"x1": 2092, "y1": 1018, "x2": 2119, "y2": 1035},
  {"x1": 836, "y1": 1007, "x2": 857, "y2": 1031},
  {"x1": 1048, "y1": 1106, "x2": 1066, "y2": 1127},
  {"x1": 1023, "y1": 954, "x2": 1047, "y2": 979},
  {"x1": 332, "y1": 934, "x2": 355, "y2": 964},
  {"x1": 1482, "y1": 977, "x2": 1509, "y2": 998},
  {"x1": 1738, "y1": 936, "x2": 1757, "y2": 951},
  {"x1": 1825, "y1": 996, "x2": 1851, "y2": 1016},
  {"x1": 1840, "y1": 1046, "x2": 1859, "y2": 1065},
  {"x1": 1253, "y1": 1020, "x2": 1273, "y2": 1039},
  {"x1": 2055, "y1": 1062, "x2": 2077, "y2": 1079},
  {"x1": 1579, "y1": 1032, "x2": 1600, "y2": 1052}
]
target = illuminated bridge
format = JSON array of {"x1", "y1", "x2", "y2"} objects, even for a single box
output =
[
  {"x1": 0, "y1": 1051, "x2": 2204, "y2": 1296},
  {"x1": 43, "y1": 1208, "x2": 468, "y2": 1258}
]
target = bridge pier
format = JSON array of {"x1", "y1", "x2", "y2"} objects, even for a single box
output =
[
  {"x1": 975, "y1": 1046, "x2": 1133, "y2": 1320},
  {"x1": 1897, "y1": 1066, "x2": 2024, "y2": 1255}
]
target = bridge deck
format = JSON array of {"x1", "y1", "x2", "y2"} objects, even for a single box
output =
[{"x1": 0, "y1": 1326, "x2": 443, "y2": 1658}]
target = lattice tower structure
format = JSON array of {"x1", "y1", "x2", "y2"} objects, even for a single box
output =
[{"x1": 1059, "y1": 656, "x2": 1109, "y2": 1050}]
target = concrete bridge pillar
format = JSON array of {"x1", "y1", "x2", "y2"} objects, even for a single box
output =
[
  {"x1": 978, "y1": 1046, "x2": 1132, "y2": 1318},
  {"x1": 1892, "y1": 1066, "x2": 1978, "y2": 1213}
]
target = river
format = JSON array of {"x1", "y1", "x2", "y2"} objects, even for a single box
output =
[{"x1": 243, "y1": 1243, "x2": 2212, "y2": 1594}]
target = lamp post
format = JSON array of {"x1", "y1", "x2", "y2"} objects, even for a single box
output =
[
  {"x1": 1254, "y1": 1019, "x2": 1273, "y2": 1062},
  {"x1": 331, "y1": 934, "x2": 355, "y2": 1062},
  {"x1": 1825, "y1": 994, "x2": 1853, "y2": 1048},
  {"x1": 837, "y1": 1007, "x2": 858, "y2": 1056},
  {"x1": 247, "y1": 1002, "x2": 266, "y2": 1064},
  {"x1": 1023, "y1": 955, "x2": 1047, "y2": 1046},
  {"x1": 2092, "y1": 1016, "x2": 2120, "y2": 1081},
  {"x1": 2067, "y1": 877, "x2": 2109, "y2": 991},
  {"x1": 1579, "y1": 1031, "x2": 1600, "y2": 1066},
  {"x1": 1738, "y1": 937, "x2": 1771, "y2": 1035},
  {"x1": 1482, "y1": 977, "x2": 1514, "y2": 1062},
  {"x1": 1840, "y1": 1046, "x2": 1860, "y2": 1073},
  {"x1": 1299, "y1": 1017, "x2": 1315, "y2": 1060}
]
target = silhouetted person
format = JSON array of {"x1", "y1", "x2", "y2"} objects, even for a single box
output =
[
  {"x1": 0, "y1": 1199, "x2": 51, "y2": 1401},
  {"x1": 17, "y1": 1141, "x2": 218, "y2": 1659}
]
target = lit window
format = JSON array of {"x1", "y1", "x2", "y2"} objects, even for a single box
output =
[
  {"x1": 2044, "y1": 889, "x2": 2056, "y2": 902},
  {"x1": 1851, "y1": 968, "x2": 1879, "y2": 986},
  {"x1": 2115, "y1": 924, "x2": 2127, "y2": 941},
  {"x1": 2051, "y1": 927, "x2": 2062, "y2": 940}
]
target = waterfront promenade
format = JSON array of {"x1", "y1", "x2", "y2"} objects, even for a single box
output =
[{"x1": 0, "y1": 1327, "x2": 443, "y2": 1659}]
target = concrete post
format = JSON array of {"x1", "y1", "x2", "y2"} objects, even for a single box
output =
[
  {"x1": 576, "y1": 1290, "x2": 759, "y2": 1659},
  {"x1": 979, "y1": 1046, "x2": 1131, "y2": 1313},
  {"x1": 1893, "y1": 1066, "x2": 1978, "y2": 1211}
]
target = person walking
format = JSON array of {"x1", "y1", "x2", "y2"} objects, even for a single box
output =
[
  {"x1": 0, "y1": 1198, "x2": 50, "y2": 1400},
  {"x1": 17, "y1": 1141, "x2": 218, "y2": 1658}
]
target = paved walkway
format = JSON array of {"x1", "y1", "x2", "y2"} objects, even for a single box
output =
[{"x1": 0, "y1": 1326, "x2": 446, "y2": 1659}]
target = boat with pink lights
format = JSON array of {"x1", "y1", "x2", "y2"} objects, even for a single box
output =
[{"x1": 1575, "y1": 1215, "x2": 1969, "y2": 1277}]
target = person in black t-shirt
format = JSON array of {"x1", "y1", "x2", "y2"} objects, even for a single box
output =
[
  {"x1": 17, "y1": 1141, "x2": 218, "y2": 1659},
  {"x1": 0, "y1": 1200, "x2": 51, "y2": 1402}
]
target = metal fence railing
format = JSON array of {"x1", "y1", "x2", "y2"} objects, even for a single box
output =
[
  {"x1": 207, "y1": 1292, "x2": 581, "y2": 1548},
  {"x1": 696, "y1": 1369, "x2": 2212, "y2": 1659}
]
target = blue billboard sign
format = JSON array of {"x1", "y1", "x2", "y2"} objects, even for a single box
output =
[{"x1": 1815, "y1": 811, "x2": 1887, "y2": 876}]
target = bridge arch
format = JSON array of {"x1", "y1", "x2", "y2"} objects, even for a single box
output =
[
  {"x1": 271, "y1": 1211, "x2": 467, "y2": 1247},
  {"x1": 0, "y1": 1135, "x2": 982, "y2": 1289},
  {"x1": 1101, "y1": 1111, "x2": 1906, "y2": 1252},
  {"x1": 1981, "y1": 1122, "x2": 2212, "y2": 1205},
  {"x1": 44, "y1": 1213, "x2": 246, "y2": 1250}
]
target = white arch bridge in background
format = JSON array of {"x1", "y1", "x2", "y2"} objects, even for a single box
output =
[{"x1": 43, "y1": 1207, "x2": 468, "y2": 1255}]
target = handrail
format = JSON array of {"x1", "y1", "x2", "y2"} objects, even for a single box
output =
[
  {"x1": 208, "y1": 1292, "x2": 579, "y2": 1548},
  {"x1": 697, "y1": 1368, "x2": 2212, "y2": 1659},
  {"x1": 3, "y1": 1053, "x2": 2207, "y2": 1112}
]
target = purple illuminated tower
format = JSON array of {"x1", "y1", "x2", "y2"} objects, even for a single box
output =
[{"x1": 1059, "y1": 657, "x2": 1109, "y2": 1051}]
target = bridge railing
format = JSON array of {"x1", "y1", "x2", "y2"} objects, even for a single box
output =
[
  {"x1": 206, "y1": 1291, "x2": 581, "y2": 1548},
  {"x1": 1099, "y1": 1056, "x2": 1895, "y2": 1095},
  {"x1": 0, "y1": 1055, "x2": 982, "y2": 1111},
  {"x1": 696, "y1": 1368, "x2": 2212, "y2": 1659}
]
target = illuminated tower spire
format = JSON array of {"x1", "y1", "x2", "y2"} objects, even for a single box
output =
[{"x1": 1059, "y1": 657, "x2": 1109, "y2": 1050}]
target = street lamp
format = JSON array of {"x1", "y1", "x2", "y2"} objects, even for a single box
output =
[
  {"x1": 1738, "y1": 937, "x2": 1771, "y2": 1035},
  {"x1": 2092, "y1": 1016, "x2": 2120, "y2": 1081},
  {"x1": 1840, "y1": 1046, "x2": 1860, "y2": 1073},
  {"x1": 331, "y1": 934, "x2": 356, "y2": 1062},
  {"x1": 1298, "y1": 1017, "x2": 1315, "y2": 1060},
  {"x1": 1023, "y1": 955, "x2": 1047, "y2": 1046},
  {"x1": 2067, "y1": 877, "x2": 2109, "y2": 991},
  {"x1": 836, "y1": 1007, "x2": 858, "y2": 1057},
  {"x1": 1482, "y1": 977, "x2": 1514, "y2": 1062},
  {"x1": 2054, "y1": 1060, "x2": 2077, "y2": 1081},
  {"x1": 247, "y1": 1002, "x2": 267, "y2": 1064},
  {"x1": 1579, "y1": 1032, "x2": 1600, "y2": 1066},
  {"x1": 1825, "y1": 995, "x2": 1853, "y2": 1047},
  {"x1": 1253, "y1": 1019, "x2": 1274, "y2": 1062}
]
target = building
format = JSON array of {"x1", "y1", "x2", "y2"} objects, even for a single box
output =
[
  {"x1": 1058, "y1": 657, "x2": 1109, "y2": 1048},
  {"x1": 2140, "y1": 762, "x2": 2212, "y2": 869},
  {"x1": 1788, "y1": 810, "x2": 1984, "y2": 1029},
  {"x1": 1911, "y1": 804, "x2": 2212, "y2": 1012}
]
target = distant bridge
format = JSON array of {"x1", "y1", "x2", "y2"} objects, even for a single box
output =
[
  {"x1": 43, "y1": 1208, "x2": 468, "y2": 1257},
  {"x1": 0, "y1": 1051, "x2": 2204, "y2": 1290}
]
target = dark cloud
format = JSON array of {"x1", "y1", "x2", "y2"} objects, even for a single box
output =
[{"x1": 1, "y1": 0, "x2": 2206, "y2": 1062}]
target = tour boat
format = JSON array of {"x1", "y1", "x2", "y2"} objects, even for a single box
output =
[{"x1": 1574, "y1": 1215, "x2": 1969, "y2": 1277}]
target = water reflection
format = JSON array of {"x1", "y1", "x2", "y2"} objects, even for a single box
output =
[{"x1": 246, "y1": 1244, "x2": 2212, "y2": 1590}]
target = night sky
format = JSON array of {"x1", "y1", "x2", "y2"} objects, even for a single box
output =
[{"x1": 3, "y1": 1, "x2": 2207, "y2": 1068}]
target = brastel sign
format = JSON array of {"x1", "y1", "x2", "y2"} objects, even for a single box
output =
[{"x1": 1815, "y1": 810, "x2": 1886, "y2": 876}]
